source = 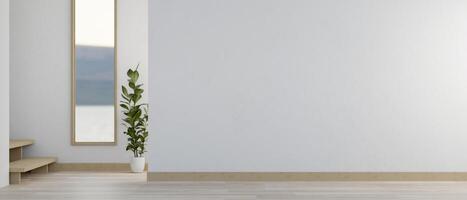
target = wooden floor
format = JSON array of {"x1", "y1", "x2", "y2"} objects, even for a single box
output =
[{"x1": 2, "y1": 172, "x2": 467, "y2": 199}]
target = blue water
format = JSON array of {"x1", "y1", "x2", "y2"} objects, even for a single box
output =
[{"x1": 76, "y1": 45, "x2": 115, "y2": 105}]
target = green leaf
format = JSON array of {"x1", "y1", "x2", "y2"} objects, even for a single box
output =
[
  {"x1": 132, "y1": 70, "x2": 139, "y2": 83},
  {"x1": 127, "y1": 69, "x2": 134, "y2": 78},
  {"x1": 122, "y1": 86, "x2": 129, "y2": 96},
  {"x1": 120, "y1": 104, "x2": 129, "y2": 110},
  {"x1": 129, "y1": 82, "x2": 136, "y2": 89},
  {"x1": 121, "y1": 95, "x2": 130, "y2": 102}
]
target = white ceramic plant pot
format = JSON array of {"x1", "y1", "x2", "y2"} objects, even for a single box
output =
[{"x1": 130, "y1": 156, "x2": 145, "y2": 173}]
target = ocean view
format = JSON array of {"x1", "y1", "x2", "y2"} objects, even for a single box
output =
[{"x1": 75, "y1": 45, "x2": 115, "y2": 142}]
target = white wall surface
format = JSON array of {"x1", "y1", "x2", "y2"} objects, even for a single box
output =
[
  {"x1": 10, "y1": 0, "x2": 148, "y2": 163},
  {"x1": 149, "y1": 0, "x2": 467, "y2": 172},
  {"x1": 0, "y1": 0, "x2": 9, "y2": 188}
]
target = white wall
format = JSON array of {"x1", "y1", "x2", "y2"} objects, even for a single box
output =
[
  {"x1": 149, "y1": 0, "x2": 467, "y2": 172},
  {"x1": 0, "y1": 0, "x2": 9, "y2": 188},
  {"x1": 10, "y1": 0, "x2": 148, "y2": 163}
]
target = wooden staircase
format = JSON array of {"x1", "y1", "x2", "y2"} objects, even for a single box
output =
[{"x1": 9, "y1": 140, "x2": 57, "y2": 184}]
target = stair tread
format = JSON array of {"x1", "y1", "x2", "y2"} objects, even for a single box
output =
[
  {"x1": 9, "y1": 140, "x2": 34, "y2": 149},
  {"x1": 10, "y1": 157, "x2": 57, "y2": 173}
]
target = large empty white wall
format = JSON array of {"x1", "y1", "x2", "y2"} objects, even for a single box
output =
[
  {"x1": 0, "y1": 0, "x2": 9, "y2": 188},
  {"x1": 149, "y1": 0, "x2": 467, "y2": 172},
  {"x1": 10, "y1": 0, "x2": 148, "y2": 163}
]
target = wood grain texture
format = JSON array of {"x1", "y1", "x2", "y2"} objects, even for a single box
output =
[
  {"x1": 9, "y1": 140, "x2": 33, "y2": 149},
  {"x1": 9, "y1": 148, "x2": 22, "y2": 162},
  {"x1": 148, "y1": 172, "x2": 467, "y2": 181},
  {"x1": 9, "y1": 157, "x2": 56, "y2": 173},
  {"x1": 31, "y1": 165, "x2": 48, "y2": 174},
  {"x1": 3, "y1": 172, "x2": 467, "y2": 199},
  {"x1": 8, "y1": 173, "x2": 20, "y2": 185}
]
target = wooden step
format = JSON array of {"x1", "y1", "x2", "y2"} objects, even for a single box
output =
[
  {"x1": 9, "y1": 157, "x2": 57, "y2": 184},
  {"x1": 10, "y1": 140, "x2": 34, "y2": 162},
  {"x1": 10, "y1": 157, "x2": 56, "y2": 173},
  {"x1": 9, "y1": 140, "x2": 34, "y2": 149},
  {"x1": 8, "y1": 140, "x2": 57, "y2": 184}
]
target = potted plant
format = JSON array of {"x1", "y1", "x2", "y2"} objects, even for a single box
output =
[{"x1": 121, "y1": 64, "x2": 148, "y2": 173}]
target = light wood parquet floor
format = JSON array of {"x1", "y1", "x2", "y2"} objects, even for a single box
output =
[{"x1": 1, "y1": 172, "x2": 467, "y2": 199}]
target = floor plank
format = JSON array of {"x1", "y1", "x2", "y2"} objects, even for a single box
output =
[{"x1": 2, "y1": 172, "x2": 467, "y2": 199}]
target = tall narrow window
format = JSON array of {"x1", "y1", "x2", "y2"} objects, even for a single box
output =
[{"x1": 72, "y1": 0, "x2": 117, "y2": 145}]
